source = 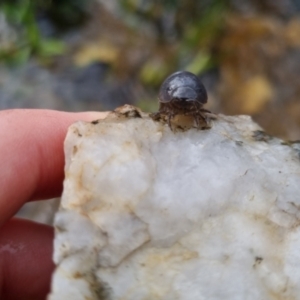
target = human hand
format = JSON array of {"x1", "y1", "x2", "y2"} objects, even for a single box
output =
[{"x1": 0, "y1": 109, "x2": 107, "y2": 300}]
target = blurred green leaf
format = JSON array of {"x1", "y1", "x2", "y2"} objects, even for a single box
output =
[
  {"x1": 1, "y1": 0, "x2": 31, "y2": 23},
  {"x1": 139, "y1": 60, "x2": 169, "y2": 86},
  {"x1": 10, "y1": 47, "x2": 31, "y2": 65},
  {"x1": 0, "y1": 46, "x2": 31, "y2": 66},
  {"x1": 186, "y1": 52, "x2": 213, "y2": 74},
  {"x1": 0, "y1": 0, "x2": 70, "y2": 64},
  {"x1": 184, "y1": 0, "x2": 228, "y2": 48},
  {"x1": 38, "y1": 39, "x2": 66, "y2": 57}
]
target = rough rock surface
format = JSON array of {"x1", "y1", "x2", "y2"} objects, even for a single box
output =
[{"x1": 49, "y1": 105, "x2": 300, "y2": 300}]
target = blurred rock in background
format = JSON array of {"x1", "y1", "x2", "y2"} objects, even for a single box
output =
[{"x1": 1, "y1": 0, "x2": 300, "y2": 223}]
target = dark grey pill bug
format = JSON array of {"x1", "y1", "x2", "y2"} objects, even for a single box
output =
[
  {"x1": 158, "y1": 71, "x2": 208, "y2": 105},
  {"x1": 156, "y1": 71, "x2": 210, "y2": 129}
]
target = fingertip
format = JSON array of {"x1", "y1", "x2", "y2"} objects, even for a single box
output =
[{"x1": 0, "y1": 109, "x2": 109, "y2": 224}]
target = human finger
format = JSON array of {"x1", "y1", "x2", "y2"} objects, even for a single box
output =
[{"x1": 0, "y1": 109, "x2": 108, "y2": 225}]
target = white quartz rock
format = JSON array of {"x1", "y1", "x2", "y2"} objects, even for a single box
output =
[{"x1": 49, "y1": 105, "x2": 300, "y2": 300}]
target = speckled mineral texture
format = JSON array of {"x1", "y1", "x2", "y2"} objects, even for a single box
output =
[{"x1": 49, "y1": 105, "x2": 300, "y2": 300}]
